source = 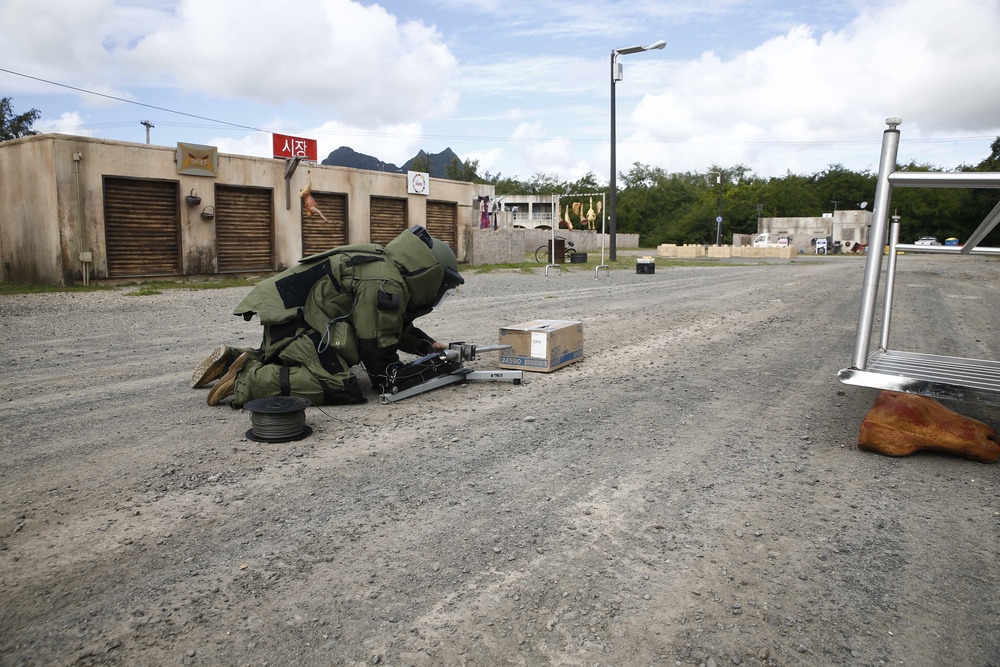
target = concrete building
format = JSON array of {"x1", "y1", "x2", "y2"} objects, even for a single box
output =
[
  {"x1": 0, "y1": 133, "x2": 494, "y2": 285},
  {"x1": 755, "y1": 209, "x2": 873, "y2": 252},
  {"x1": 493, "y1": 193, "x2": 606, "y2": 232}
]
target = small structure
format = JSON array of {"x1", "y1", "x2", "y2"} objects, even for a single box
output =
[
  {"x1": 757, "y1": 209, "x2": 872, "y2": 253},
  {"x1": 0, "y1": 133, "x2": 491, "y2": 285}
]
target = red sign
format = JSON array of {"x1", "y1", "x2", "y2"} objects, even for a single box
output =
[{"x1": 272, "y1": 133, "x2": 318, "y2": 161}]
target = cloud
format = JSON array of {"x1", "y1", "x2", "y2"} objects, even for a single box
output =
[
  {"x1": 33, "y1": 111, "x2": 95, "y2": 137},
  {"x1": 613, "y1": 0, "x2": 1000, "y2": 176},
  {"x1": 4, "y1": 0, "x2": 998, "y2": 182},
  {"x1": 2, "y1": 0, "x2": 459, "y2": 126},
  {"x1": 123, "y1": 0, "x2": 459, "y2": 126}
]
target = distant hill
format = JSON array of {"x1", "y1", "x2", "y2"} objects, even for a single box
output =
[{"x1": 321, "y1": 146, "x2": 463, "y2": 179}]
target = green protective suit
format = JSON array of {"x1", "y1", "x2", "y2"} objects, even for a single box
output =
[{"x1": 229, "y1": 228, "x2": 450, "y2": 407}]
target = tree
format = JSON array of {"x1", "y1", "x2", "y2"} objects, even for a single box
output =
[
  {"x1": 961, "y1": 137, "x2": 1000, "y2": 245},
  {"x1": 409, "y1": 151, "x2": 431, "y2": 174},
  {"x1": 444, "y1": 157, "x2": 482, "y2": 183},
  {"x1": 0, "y1": 97, "x2": 41, "y2": 141}
]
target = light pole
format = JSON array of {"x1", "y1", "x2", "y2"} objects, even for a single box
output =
[
  {"x1": 609, "y1": 40, "x2": 665, "y2": 262},
  {"x1": 705, "y1": 171, "x2": 722, "y2": 245}
]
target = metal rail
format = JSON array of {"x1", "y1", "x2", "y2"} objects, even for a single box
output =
[{"x1": 839, "y1": 117, "x2": 1000, "y2": 404}]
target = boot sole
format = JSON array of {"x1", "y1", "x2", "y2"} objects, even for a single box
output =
[{"x1": 191, "y1": 344, "x2": 231, "y2": 389}]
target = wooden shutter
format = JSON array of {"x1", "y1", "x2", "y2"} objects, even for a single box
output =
[
  {"x1": 103, "y1": 177, "x2": 181, "y2": 278},
  {"x1": 425, "y1": 201, "x2": 458, "y2": 250},
  {"x1": 370, "y1": 197, "x2": 407, "y2": 246},
  {"x1": 301, "y1": 192, "x2": 348, "y2": 257},
  {"x1": 215, "y1": 185, "x2": 274, "y2": 272}
]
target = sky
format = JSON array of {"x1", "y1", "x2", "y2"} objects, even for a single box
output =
[{"x1": 3, "y1": 0, "x2": 1000, "y2": 183}]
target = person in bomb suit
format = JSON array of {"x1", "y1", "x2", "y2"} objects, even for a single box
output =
[{"x1": 192, "y1": 226, "x2": 464, "y2": 407}]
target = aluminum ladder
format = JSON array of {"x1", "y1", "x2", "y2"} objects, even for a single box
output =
[{"x1": 838, "y1": 117, "x2": 1000, "y2": 404}]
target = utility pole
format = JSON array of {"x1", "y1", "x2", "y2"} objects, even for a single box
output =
[{"x1": 141, "y1": 120, "x2": 154, "y2": 144}]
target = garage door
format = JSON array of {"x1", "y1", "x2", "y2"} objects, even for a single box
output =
[
  {"x1": 215, "y1": 185, "x2": 274, "y2": 272},
  {"x1": 103, "y1": 177, "x2": 181, "y2": 278},
  {"x1": 302, "y1": 192, "x2": 348, "y2": 257},
  {"x1": 370, "y1": 197, "x2": 407, "y2": 246}
]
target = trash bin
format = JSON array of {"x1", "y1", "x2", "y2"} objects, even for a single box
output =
[{"x1": 548, "y1": 238, "x2": 565, "y2": 263}]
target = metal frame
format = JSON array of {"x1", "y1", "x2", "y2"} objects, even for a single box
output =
[
  {"x1": 544, "y1": 192, "x2": 608, "y2": 278},
  {"x1": 379, "y1": 368, "x2": 523, "y2": 403},
  {"x1": 838, "y1": 117, "x2": 1000, "y2": 404}
]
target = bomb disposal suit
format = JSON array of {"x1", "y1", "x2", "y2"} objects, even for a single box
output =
[{"x1": 229, "y1": 226, "x2": 463, "y2": 408}]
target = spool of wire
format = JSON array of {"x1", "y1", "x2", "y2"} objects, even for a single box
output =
[{"x1": 244, "y1": 396, "x2": 313, "y2": 443}]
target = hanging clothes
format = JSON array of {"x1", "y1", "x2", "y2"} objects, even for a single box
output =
[{"x1": 479, "y1": 196, "x2": 491, "y2": 229}]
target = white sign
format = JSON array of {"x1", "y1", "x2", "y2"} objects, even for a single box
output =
[
  {"x1": 530, "y1": 332, "x2": 547, "y2": 358},
  {"x1": 407, "y1": 171, "x2": 429, "y2": 196}
]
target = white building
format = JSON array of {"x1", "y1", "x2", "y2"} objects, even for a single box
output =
[{"x1": 756, "y1": 209, "x2": 873, "y2": 252}]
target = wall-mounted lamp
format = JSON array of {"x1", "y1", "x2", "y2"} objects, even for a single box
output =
[
  {"x1": 186, "y1": 189, "x2": 201, "y2": 206},
  {"x1": 201, "y1": 206, "x2": 215, "y2": 220}
]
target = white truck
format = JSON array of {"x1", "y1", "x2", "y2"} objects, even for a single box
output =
[{"x1": 752, "y1": 233, "x2": 790, "y2": 248}]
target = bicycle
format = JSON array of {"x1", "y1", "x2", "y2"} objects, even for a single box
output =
[{"x1": 534, "y1": 237, "x2": 581, "y2": 263}]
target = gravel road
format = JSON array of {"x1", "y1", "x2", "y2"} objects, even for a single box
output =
[{"x1": 1, "y1": 254, "x2": 998, "y2": 667}]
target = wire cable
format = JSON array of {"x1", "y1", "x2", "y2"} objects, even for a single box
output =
[
  {"x1": 248, "y1": 410, "x2": 307, "y2": 441},
  {"x1": 0, "y1": 67, "x2": 266, "y2": 133}
]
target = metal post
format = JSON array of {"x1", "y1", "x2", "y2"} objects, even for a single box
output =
[
  {"x1": 879, "y1": 220, "x2": 901, "y2": 350},
  {"x1": 715, "y1": 177, "x2": 723, "y2": 246},
  {"x1": 850, "y1": 117, "x2": 902, "y2": 369},
  {"x1": 608, "y1": 41, "x2": 665, "y2": 263},
  {"x1": 596, "y1": 192, "x2": 609, "y2": 278},
  {"x1": 545, "y1": 194, "x2": 561, "y2": 277},
  {"x1": 609, "y1": 51, "x2": 618, "y2": 262}
]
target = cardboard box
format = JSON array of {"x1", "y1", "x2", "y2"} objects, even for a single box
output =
[{"x1": 498, "y1": 320, "x2": 583, "y2": 372}]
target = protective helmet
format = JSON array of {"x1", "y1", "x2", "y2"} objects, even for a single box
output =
[
  {"x1": 428, "y1": 237, "x2": 463, "y2": 307},
  {"x1": 430, "y1": 238, "x2": 464, "y2": 290},
  {"x1": 405, "y1": 226, "x2": 464, "y2": 306}
]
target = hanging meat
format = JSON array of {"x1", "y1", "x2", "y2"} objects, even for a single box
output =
[
  {"x1": 858, "y1": 390, "x2": 1000, "y2": 463},
  {"x1": 299, "y1": 171, "x2": 328, "y2": 222}
]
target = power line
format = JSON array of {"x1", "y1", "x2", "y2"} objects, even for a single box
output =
[
  {"x1": 0, "y1": 67, "x2": 266, "y2": 134},
  {"x1": 3, "y1": 66, "x2": 995, "y2": 149}
]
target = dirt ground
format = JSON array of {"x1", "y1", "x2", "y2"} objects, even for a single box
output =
[{"x1": 1, "y1": 253, "x2": 998, "y2": 667}]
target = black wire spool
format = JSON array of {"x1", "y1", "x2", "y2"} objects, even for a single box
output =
[{"x1": 244, "y1": 396, "x2": 313, "y2": 443}]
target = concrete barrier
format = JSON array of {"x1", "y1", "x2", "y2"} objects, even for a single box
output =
[
  {"x1": 656, "y1": 244, "x2": 707, "y2": 258},
  {"x1": 465, "y1": 228, "x2": 525, "y2": 265},
  {"x1": 706, "y1": 246, "x2": 732, "y2": 258},
  {"x1": 656, "y1": 244, "x2": 800, "y2": 259}
]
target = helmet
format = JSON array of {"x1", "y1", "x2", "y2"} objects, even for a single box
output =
[
  {"x1": 429, "y1": 237, "x2": 463, "y2": 307},
  {"x1": 430, "y1": 238, "x2": 464, "y2": 289}
]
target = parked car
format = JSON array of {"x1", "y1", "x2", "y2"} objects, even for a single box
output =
[
  {"x1": 914, "y1": 236, "x2": 941, "y2": 245},
  {"x1": 944, "y1": 237, "x2": 961, "y2": 246}
]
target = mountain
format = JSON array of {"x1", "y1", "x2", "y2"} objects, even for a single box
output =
[
  {"x1": 320, "y1": 146, "x2": 401, "y2": 173},
  {"x1": 400, "y1": 148, "x2": 462, "y2": 178},
  {"x1": 321, "y1": 146, "x2": 463, "y2": 179}
]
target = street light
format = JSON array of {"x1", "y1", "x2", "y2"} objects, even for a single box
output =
[
  {"x1": 609, "y1": 40, "x2": 666, "y2": 261},
  {"x1": 705, "y1": 171, "x2": 722, "y2": 245}
]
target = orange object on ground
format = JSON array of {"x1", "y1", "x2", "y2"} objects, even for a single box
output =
[{"x1": 858, "y1": 390, "x2": 1000, "y2": 463}]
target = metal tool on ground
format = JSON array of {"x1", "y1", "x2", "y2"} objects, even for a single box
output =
[{"x1": 379, "y1": 342, "x2": 523, "y2": 403}]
